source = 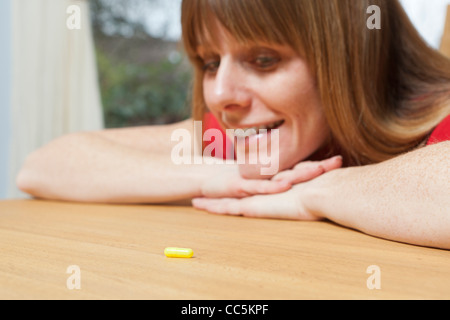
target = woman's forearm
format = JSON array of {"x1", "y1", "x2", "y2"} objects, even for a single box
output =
[
  {"x1": 306, "y1": 142, "x2": 450, "y2": 249},
  {"x1": 16, "y1": 132, "x2": 211, "y2": 204}
]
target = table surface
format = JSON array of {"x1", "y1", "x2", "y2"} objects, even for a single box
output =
[{"x1": 1, "y1": 199, "x2": 449, "y2": 300}]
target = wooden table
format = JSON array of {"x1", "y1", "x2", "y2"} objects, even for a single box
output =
[{"x1": 0, "y1": 199, "x2": 449, "y2": 300}]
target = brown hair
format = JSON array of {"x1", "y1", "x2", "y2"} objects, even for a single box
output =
[{"x1": 181, "y1": 0, "x2": 450, "y2": 165}]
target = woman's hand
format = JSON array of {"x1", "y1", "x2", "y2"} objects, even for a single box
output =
[
  {"x1": 195, "y1": 155, "x2": 343, "y2": 216},
  {"x1": 271, "y1": 155, "x2": 342, "y2": 185},
  {"x1": 194, "y1": 182, "x2": 320, "y2": 220},
  {"x1": 200, "y1": 160, "x2": 292, "y2": 199}
]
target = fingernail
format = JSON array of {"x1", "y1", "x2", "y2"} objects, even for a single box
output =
[
  {"x1": 322, "y1": 155, "x2": 341, "y2": 163},
  {"x1": 279, "y1": 180, "x2": 292, "y2": 189}
]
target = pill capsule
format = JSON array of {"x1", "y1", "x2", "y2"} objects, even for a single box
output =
[{"x1": 164, "y1": 247, "x2": 194, "y2": 258}]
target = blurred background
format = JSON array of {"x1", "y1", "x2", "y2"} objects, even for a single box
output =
[
  {"x1": 0, "y1": 0, "x2": 449, "y2": 199},
  {"x1": 90, "y1": 0, "x2": 191, "y2": 128}
]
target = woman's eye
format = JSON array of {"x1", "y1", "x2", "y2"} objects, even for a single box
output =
[
  {"x1": 202, "y1": 60, "x2": 220, "y2": 73},
  {"x1": 253, "y1": 56, "x2": 280, "y2": 69}
]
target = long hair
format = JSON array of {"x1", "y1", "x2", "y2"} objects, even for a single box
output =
[{"x1": 181, "y1": 0, "x2": 450, "y2": 165}]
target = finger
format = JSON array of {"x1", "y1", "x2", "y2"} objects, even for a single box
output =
[
  {"x1": 272, "y1": 156, "x2": 342, "y2": 184},
  {"x1": 192, "y1": 197, "x2": 264, "y2": 217},
  {"x1": 192, "y1": 198, "x2": 242, "y2": 215},
  {"x1": 271, "y1": 168, "x2": 316, "y2": 182},
  {"x1": 234, "y1": 179, "x2": 291, "y2": 197},
  {"x1": 319, "y1": 155, "x2": 343, "y2": 172},
  {"x1": 193, "y1": 194, "x2": 300, "y2": 220},
  {"x1": 272, "y1": 162, "x2": 324, "y2": 184},
  {"x1": 294, "y1": 155, "x2": 342, "y2": 172}
]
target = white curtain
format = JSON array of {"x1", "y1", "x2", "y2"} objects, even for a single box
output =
[
  {"x1": 9, "y1": 0, "x2": 104, "y2": 198},
  {"x1": 400, "y1": 0, "x2": 450, "y2": 49}
]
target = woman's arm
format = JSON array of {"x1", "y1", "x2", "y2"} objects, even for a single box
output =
[
  {"x1": 90, "y1": 118, "x2": 194, "y2": 154},
  {"x1": 16, "y1": 119, "x2": 291, "y2": 204},
  {"x1": 193, "y1": 142, "x2": 450, "y2": 249},
  {"x1": 16, "y1": 129, "x2": 207, "y2": 204},
  {"x1": 307, "y1": 141, "x2": 450, "y2": 249}
]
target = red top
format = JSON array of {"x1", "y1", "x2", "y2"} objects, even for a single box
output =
[
  {"x1": 203, "y1": 113, "x2": 450, "y2": 159},
  {"x1": 426, "y1": 114, "x2": 450, "y2": 145},
  {"x1": 203, "y1": 112, "x2": 234, "y2": 160}
]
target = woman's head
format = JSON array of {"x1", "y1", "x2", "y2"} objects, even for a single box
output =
[
  {"x1": 182, "y1": 0, "x2": 330, "y2": 177},
  {"x1": 181, "y1": 0, "x2": 450, "y2": 171}
]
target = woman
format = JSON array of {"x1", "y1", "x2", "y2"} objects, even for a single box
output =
[{"x1": 17, "y1": 0, "x2": 450, "y2": 249}]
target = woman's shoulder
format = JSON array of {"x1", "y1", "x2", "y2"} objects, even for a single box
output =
[{"x1": 427, "y1": 114, "x2": 450, "y2": 146}]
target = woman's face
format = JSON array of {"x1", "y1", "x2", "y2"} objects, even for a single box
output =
[{"x1": 199, "y1": 23, "x2": 329, "y2": 178}]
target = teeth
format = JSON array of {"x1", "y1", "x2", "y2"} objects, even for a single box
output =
[{"x1": 233, "y1": 120, "x2": 284, "y2": 138}]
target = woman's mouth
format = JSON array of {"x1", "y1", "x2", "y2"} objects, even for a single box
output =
[{"x1": 232, "y1": 120, "x2": 285, "y2": 138}]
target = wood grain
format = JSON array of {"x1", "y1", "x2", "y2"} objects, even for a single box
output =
[{"x1": 0, "y1": 199, "x2": 449, "y2": 299}]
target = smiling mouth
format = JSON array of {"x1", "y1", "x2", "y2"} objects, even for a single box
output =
[{"x1": 232, "y1": 120, "x2": 285, "y2": 138}]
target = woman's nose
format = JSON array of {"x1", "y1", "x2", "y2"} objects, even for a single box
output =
[{"x1": 211, "y1": 58, "x2": 251, "y2": 111}]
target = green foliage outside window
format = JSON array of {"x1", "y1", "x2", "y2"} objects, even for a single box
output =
[
  {"x1": 96, "y1": 48, "x2": 191, "y2": 128},
  {"x1": 90, "y1": 0, "x2": 192, "y2": 128}
]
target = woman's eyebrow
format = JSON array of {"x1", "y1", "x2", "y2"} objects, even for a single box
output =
[
  {"x1": 195, "y1": 42, "x2": 285, "y2": 59},
  {"x1": 247, "y1": 45, "x2": 278, "y2": 53},
  {"x1": 196, "y1": 45, "x2": 219, "y2": 57}
]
